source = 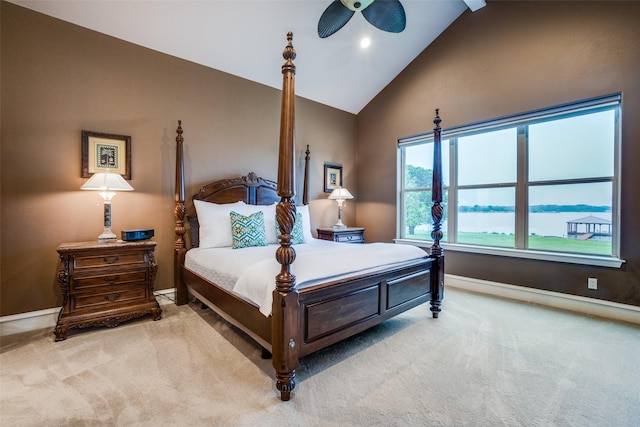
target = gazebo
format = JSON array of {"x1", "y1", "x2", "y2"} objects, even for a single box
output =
[{"x1": 566, "y1": 215, "x2": 612, "y2": 240}]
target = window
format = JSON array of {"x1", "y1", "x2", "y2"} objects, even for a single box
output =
[{"x1": 397, "y1": 94, "x2": 622, "y2": 267}]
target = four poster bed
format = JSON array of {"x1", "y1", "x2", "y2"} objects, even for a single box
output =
[{"x1": 174, "y1": 32, "x2": 445, "y2": 401}]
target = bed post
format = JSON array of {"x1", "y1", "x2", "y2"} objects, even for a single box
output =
[
  {"x1": 303, "y1": 144, "x2": 310, "y2": 205},
  {"x1": 174, "y1": 120, "x2": 189, "y2": 305},
  {"x1": 429, "y1": 109, "x2": 445, "y2": 318},
  {"x1": 273, "y1": 32, "x2": 300, "y2": 401}
]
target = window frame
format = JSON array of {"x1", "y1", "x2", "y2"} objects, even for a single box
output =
[{"x1": 396, "y1": 94, "x2": 624, "y2": 268}]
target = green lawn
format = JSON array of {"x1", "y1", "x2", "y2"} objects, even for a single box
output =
[{"x1": 405, "y1": 231, "x2": 611, "y2": 256}]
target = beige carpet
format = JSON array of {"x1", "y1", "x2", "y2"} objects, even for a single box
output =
[{"x1": 1, "y1": 288, "x2": 639, "y2": 426}]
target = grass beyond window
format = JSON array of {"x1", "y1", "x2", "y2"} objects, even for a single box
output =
[{"x1": 405, "y1": 232, "x2": 611, "y2": 256}]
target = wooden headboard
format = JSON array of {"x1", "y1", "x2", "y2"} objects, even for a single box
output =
[
  {"x1": 192, "y1": 172, "x2": 281, "y2": 206},
  {"x1": 180, "y1": 146, "x2": 310, "y2": 249}
]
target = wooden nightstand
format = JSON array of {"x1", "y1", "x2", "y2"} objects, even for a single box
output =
[
  {"x1": 54, "y1": 240, "x2": 162, "y2": 341},
  {"x1": 317, "y1": 227, "x2": 365, "y2": 244}
]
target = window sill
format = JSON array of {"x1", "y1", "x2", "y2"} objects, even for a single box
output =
[{"x1": 394, "y1": 239, "x2": 625, "y2": 268}]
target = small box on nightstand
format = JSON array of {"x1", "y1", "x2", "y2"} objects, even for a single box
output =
[{"x1": 121, "y1": 229, "x2": 154, "y2": 241}]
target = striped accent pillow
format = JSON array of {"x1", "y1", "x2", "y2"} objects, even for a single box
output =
[{"x1": 230, "y1": 211, "x2": 268, "y2": 249}]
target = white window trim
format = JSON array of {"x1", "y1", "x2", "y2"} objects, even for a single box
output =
[{"x1": 397, "y1": 94, "x2": 623, "y2": 267}]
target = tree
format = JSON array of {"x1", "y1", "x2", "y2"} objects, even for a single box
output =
[{"x1": 405, "y1": 165, "x2": 432, "y2": 235}]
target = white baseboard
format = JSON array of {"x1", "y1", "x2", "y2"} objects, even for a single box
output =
[
  {"x1": 0, "y1": 289, "x2": 176, "y2": 338},
  {"x1": 445, "y1": 274, "x2": 640, "y2": 325},
  {"x1": 0, "y1": 307, "x2": 60, "y2": 337},
  {"x1": 3, "y1": 281, "x2": 638, "y2": 338}
]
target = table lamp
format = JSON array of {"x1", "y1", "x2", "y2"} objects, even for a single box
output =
[
  {"x1": 328, "y1": 187, "x2": 353, "y2": 229},
  {"x1": 81, "y1": 169, "x2": 133, "y2": 242}
]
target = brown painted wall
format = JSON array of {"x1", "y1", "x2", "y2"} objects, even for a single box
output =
[
  {"x1": 0, "y1": 2, "x2": 357, "y2": 316},
  {"x1": 357, "y1": 1, "x2": 640, "y2": 306}
]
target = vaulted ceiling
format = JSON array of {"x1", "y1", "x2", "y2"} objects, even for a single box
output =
[{"x1": 10, "y1": 0, "x2": 484, "y2": 114}]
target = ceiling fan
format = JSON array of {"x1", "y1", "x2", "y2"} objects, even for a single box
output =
[{"x1": 318, "y1": 0, "x2": 407, "y2": 39}]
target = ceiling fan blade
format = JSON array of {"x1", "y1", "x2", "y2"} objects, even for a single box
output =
[
  {"x1": 318, "y1": 0, "x2": 356, "y2": 38},
  {"x1": 362, "y1": 0, "x2": 406, "y2": 33}
]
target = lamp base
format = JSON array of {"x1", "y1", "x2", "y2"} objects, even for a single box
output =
[
  {"x1": 334, "y1": 203, "x2": 347, "y2": 230},
  {"x1": 97, "y1": 202, "x2": 118, "y2": 243},
  {"x1": 97, "y1": 228, "x2": 118, "y2": 243}
]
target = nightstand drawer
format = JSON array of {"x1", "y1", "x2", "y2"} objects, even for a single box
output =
[
  {"x1": 317, "y1": 227, "x2": 365, "y2": 244},
  {"x1": 334, "y1": 233, "x2": 364, "y2": 243},
  {"x1": 72, "y1": 251, "x2": 148, "y2": 270},
  {"x1": 71, "y1": 271, "x2": 147, "y2": 292},
  {"x1": 73, "y1": 286, "x2": 148, "y2": 311}
]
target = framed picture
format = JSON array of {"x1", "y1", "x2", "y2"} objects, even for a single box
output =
[
  {"x1": 324, "y1": 163, "x2": 343, "y2": 193},
  {"x1": 81, "y1": 130, "x2": 131, "y2": 179}
]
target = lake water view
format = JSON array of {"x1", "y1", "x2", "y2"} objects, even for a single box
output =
[{"x1": 415, "y1": 212, "x2": 613, "y2": 239}]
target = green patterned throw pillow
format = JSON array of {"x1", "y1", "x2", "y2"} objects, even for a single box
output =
[
  {"x1": 275, "y1": 212, "x2": 305, "y2": 245},
  {"x1": 230, "y1": 211, "x2": 268, "y2": 249}
]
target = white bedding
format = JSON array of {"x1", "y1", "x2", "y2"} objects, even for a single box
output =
[{"x1": 185, "y1": 239, "x2": 428, "y2": 316}]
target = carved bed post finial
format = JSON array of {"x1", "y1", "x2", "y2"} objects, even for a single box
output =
[
  {"x1": 174, "y1": 120, "x2": 188, "y2": 305},
  {"x1": 429, "y1": 109, "x2": 444, "y2": 318},
  {"x1": 282, "y1": 31, "x2": 296, "y2": 64},
  {"x1": 273, "y1": 32, "x2": 300, "y2": 401}
]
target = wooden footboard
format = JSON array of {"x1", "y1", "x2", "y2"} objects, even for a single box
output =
[
  {"x1": 298, "y1": 259, "x2": 433, "y2": 356},
  {"x1": 181, "y1": 259, "x2": 433, "y2": 357},
  {"x1": 179, "y1": 257, "x2": 433, "y2": 360}
]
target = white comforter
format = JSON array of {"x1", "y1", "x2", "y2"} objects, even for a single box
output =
[{"x1": 185, "y1": 239, "x2": 428, "y2": 316}]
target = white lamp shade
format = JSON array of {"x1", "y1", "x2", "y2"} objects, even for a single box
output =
[
  {"x1": 328, "y1": 187, "x2": 353, "y2": 200},
  {"x1": 81, "y1": 170, "x2": 133, "y2": 191}
]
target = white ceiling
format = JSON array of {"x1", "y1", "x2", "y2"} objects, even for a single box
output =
[{"x1": 10, "y1": 0, "x2": 479, "y2": 114}]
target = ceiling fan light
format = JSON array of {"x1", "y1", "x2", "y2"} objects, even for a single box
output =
[{"x1": 341, "y1": 0, "x2": 374, "y2": 12}]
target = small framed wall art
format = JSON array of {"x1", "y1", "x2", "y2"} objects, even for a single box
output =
[
  {"x1": 82, "y1": 130, "x2": 132, "y2": 179},
  {"x1": 324, "y1": 163, "x2": 343, "y2": 193}
]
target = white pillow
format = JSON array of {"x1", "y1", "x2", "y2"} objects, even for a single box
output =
[
  {"x1": 296, "y1": 204, "x2": 314, "y2": 242},
  {"x1": 242, "y1": 203, "x2": 278, "y2": 244},
  {"x1": 194, "y1": 200, "x2": 246, "y2": 248}
]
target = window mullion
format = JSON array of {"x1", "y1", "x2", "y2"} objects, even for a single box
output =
[
  {"x1": 515, "y1": 125, "x2": 528, "y2": 249},
  {"x1": 449, "y1": 137, "x2": 457, "y2": 244},
  {"x1": 397, "y1": 148, "x2": 405, "y2": 239}
]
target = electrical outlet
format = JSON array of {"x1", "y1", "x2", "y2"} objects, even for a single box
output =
[{"x1": 588, "y1": 277, "x2": 598, "y2": 290}]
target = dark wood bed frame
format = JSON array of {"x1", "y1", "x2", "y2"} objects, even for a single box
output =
[{"x1": 174, "y1": 32, "x2": 444, "y2": 401}]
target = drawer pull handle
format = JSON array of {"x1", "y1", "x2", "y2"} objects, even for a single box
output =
[
  {"x1": 103, "y1": 276, "x2": 120, "y2": 285},
  {"x1": 103, "y1": 256, "x2": 120, "y2": 264},
  {"x1": 103, "y1": 293, "x2": 121, "y2": 302}
]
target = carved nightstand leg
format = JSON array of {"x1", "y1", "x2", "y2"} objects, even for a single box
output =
[{"x1": 54, "y1": 325, "x2": 68, "y2": 342}]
